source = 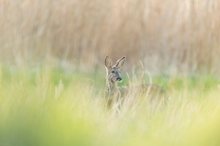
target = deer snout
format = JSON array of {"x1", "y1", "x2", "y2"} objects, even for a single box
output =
[{"x1": 116, "y1": 77, "x2": 122, "y2": 81}]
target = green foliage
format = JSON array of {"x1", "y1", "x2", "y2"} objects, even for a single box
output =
[{"x1": 0, "y1": 66, "x2": 220, "y2": 146}]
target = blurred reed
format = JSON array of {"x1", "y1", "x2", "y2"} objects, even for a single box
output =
[{"x1": 1, "y1": 0, "x2": 220, "y2": 74}]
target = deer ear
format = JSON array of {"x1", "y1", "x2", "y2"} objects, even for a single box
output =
[
  {"x1": 105, "y1": 56, "x2": 112, "y2": 68},
  {"x1": 115, "y1": 56, "x2": 126, "y2": 68}
]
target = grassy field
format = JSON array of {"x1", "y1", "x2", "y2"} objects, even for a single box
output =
[
  {"x1": 1, "y1": 0, "x2": 220, "y2": 145},
  {"x1": 0, "y1": 65, "x2": 219, "y2": 146}
]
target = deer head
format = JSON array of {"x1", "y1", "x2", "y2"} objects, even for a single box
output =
[{"x1": 105, "y1": 56, "x2": 126, "y2": 85}]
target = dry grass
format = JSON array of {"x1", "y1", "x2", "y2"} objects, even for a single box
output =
[
  {"x1": 1, "y1": 1, "x2": 220, "y2": 145},
  {"x1": 1, "y1": 0, "x2": 220, "y2": 73}
]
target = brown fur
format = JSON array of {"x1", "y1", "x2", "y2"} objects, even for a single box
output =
[{"x1": 104, "y1": 56, "x2": 166, "y2": 109}]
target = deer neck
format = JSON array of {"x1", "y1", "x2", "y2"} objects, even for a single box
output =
[{"x1": 106, "y1": 80, "x2": 120, "y2": 97}]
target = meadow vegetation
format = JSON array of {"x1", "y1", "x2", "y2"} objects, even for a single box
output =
[
  {"x1": 1, "y1": 0, "x2": 220, "y2": 146},
  {"x1": 0, "y1": 66, "x2": 219, "y2": 146}
]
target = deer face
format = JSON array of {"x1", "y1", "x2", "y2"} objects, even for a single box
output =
[
  {"x1": 108, "y1": 67, "x2": 122, "y2": 82},
  {"x1": 105, "y1": 56, "x2": 126, "y2": 83}
]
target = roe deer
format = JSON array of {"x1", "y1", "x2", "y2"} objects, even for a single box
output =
[{"x1": 104, "y1": 56, "x2": 166, "y2": 109}]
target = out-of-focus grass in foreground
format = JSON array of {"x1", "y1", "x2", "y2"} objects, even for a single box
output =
[{"x1": 0, "y1": 66, "x2": 220, "y2": 146}]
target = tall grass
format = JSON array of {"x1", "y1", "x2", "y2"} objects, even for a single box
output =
[
  {"x1": 0, "y1": 66, "x2": 220, "y2": 146},
  {"x1": 1, "y1": 0, "x2": 220, "y2": 73},
  {"x1": 1, "y1": 1, "x2": 220, "y2": 145}
]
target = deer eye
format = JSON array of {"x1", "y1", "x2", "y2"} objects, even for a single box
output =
[{"x1": 111, "y1": 70, "x2": 115, "y2": 73}]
